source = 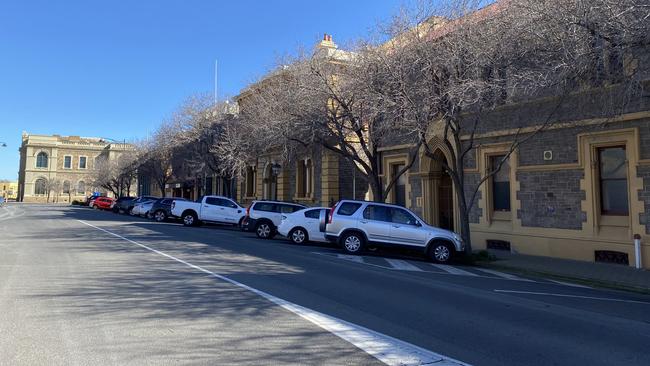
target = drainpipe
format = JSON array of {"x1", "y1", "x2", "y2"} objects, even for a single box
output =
[{"x1": 634, "y1": 233, "x2": 642, "y2": 269}]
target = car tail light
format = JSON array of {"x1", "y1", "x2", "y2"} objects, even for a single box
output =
[{"x1": 328, "y1": 203, "x2": 337, "y2": 224}]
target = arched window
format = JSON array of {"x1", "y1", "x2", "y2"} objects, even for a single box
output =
[
  {"x1": 34, "y1": 178, "x2": 47, "y2": 195},
  {"x1": 62, "y1": 180, "x2": 71, "y2": 194},
  {"x1": 77, "y1": 181, "x2": 86, "y2": 195},
  {"x1": 36, "y1": 152, "x2": 48, "y2": 168}
]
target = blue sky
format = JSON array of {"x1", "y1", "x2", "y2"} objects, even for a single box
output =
[{"x1": 0, "y1": 0, "x2": 409, "y2": 180}]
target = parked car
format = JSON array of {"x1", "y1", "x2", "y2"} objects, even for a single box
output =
[
  {"x1": 91, "y1": 197, "x2": 115, "y2": 210},
  {"x1": 277, "y1": 207, "x2": 329, "y2": 244},
  {"x1": 131, "y1": 199, "x2": 156, "y2": 217},
  {"x1": 242, "y1": 200, "x2": 307, "y2": 239},
  {"x1": 322, "y1": 200, "x2": 464, "y2": 263},
  {"x1": 171, "y1": 195, "x2": 245, "y2": 227},
  {"x1": 86, "y1": 193, "x2": 101, "y2": 206},
  {"x1": 149, "y1": 197, "x2": 187, "y2": 222},
  {"x1": 124, "y1": 196, "x2": 159, "y2": 215},
  {"x1": 112, "y1": 197, "x2": 136, "y2": 213}
]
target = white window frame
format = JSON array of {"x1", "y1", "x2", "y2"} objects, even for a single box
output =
[
  {"x1": 78, "y1": 155, "x2": 88, "y2": 169},
  {"x1": 63, "y1": 155, "x2": 72, "y2": 169}
]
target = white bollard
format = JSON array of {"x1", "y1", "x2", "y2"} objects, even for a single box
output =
[{"x1": 634, "y1": 233, "x2": 642, "y2": 269}]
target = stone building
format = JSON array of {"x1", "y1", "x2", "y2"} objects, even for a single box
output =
[
  {"x1": 0, "y1": 181, "x2": 18, "y2": 200},
  {"x1": 234, "y1": 21, "x2": 649, "y2": 268},
  {"x1": 17, "y1": 133, "x2": 133, "y2": 203}
]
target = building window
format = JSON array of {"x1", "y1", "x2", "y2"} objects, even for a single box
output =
[
  {"x1": 598, "y1": 146, "x2": 628, "y2": 215},
  {"x1": 34, "y1": 178, "x2": 47, "y2": 195},
  {"x1": 63, "y1": 156, "x2": 72, "y2": 169},
  {"x1": 79, "y1": 156, "x2": 87, "y2": 169},
  {"x1": 490, "y1": 155, "x2": 511, "y2": 212},
  {"x1": 77, "y1": 181, "x2": 86, "y2": 195},
  {"x1": 296, "y1": 159, "x2": 313, "y2": 198},
  {"x1": 36, "y1": 152, "x2": 48, "y2": 168},
  {"x1": 245, "y1": 166, "x2": 256, "y2": 197},
  {"x1": 63, "y1": 181, "x2": 71, "y2": 194},
  {"x1": 390, "y1": 163, "x2": 406, "y2": 207}
]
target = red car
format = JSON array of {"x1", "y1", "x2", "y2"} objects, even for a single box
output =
[{"x1": 92, "y1": 197, "x2": 115, "y2": 210}]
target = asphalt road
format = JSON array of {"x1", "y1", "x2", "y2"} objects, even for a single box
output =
[{"x1": 1, "y1": 204, "x2": 649, "y2": 366}]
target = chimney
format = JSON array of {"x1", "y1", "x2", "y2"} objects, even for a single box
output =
[{"x1": 317, "y1": 33, "x2": 337, "y2": 49}]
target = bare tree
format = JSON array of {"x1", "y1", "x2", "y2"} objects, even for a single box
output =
[
  {"x1": 368, "y1": 0, "x2": 649, "y2": 253},
  {"x1": 92, "y1": 151, "x2": 138, "y2": 197},
  {"x1": 223, "y1": 44, "x2": 421, "y2": 202}
]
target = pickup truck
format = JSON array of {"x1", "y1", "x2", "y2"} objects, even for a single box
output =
[{"x1": 171, "y1": 195, "x2": 246, "y2": 227}]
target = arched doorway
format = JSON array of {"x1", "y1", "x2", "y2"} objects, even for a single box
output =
[
  {"x1": 262, "y1": 164, "x2": 277, "y2": 200},
  {"x1": 421, "y1": 149, "x2": 456, "y2": 231}
]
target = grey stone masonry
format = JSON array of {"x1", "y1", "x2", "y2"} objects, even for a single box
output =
[
  {"x1": 638, "y1": 165, "x2": 650, "y2": 234},
  {"x1": 464, "y1": 173, "x2": 482, "y2": 224},
  {"x1": 517, "y1": 170, "x2": 586, "y2": 230}
]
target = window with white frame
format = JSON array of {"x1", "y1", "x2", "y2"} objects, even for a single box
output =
[
  {"x1": 63, "y1": 156, "x2": 72, "y2": 169},
  {"x1": 36, "y1": 152, "x2": 48, "y2": 168},
  {"x1": 79, "y1": 156, "x2": 87, "y2": 169}
]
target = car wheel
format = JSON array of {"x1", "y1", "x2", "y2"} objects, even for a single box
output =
[
  {"x1": 183, "y1": 212, "x2": 198, "y2": 227},
  {"x1": 429, "y1": 241, "x2": 453, "y2": 263},
  {"x1": 289, "y1": 228, "x2": 308, "y2": 245},
  {"x1": 128, "y1": 207, "x2": 135, "y2": 215},
  {"x1": 112, "y1": 207, "x2": 119, "y2": 213},
  {"x1": 341, "y1": 232, "x2": 364, "y2": 254},
  {"x1": 93, "y1": 204, "x2": 98, "y2": 210},
  {"x1": 154, "y1": 210, "x2": 166, "y2": 222},
  {"x1": 255, "y1": 222, "x2": 273, "y2": 239}
]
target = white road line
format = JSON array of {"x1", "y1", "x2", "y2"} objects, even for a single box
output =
[
  {"x1": 548, "y1": 280, "x2": 592, "y2": 289},
  {"x1": 337, "y1": 254, "x2": 365, "y2": 263},
  {"x1": 430, "y1": 264, "x2": 479, "y2": 277},
  {"x1": 385, "y1": 259, "x2": 423, "y2": 272},
  {"x1": 494, "y1": 289, "x2": 650, "y2": 305},
  {"x1": 77, "y1": 220, "x2": 470, "y2": 366},
  {"x1": 474, "y1": 268, "x2": 533, "y2": 282}
]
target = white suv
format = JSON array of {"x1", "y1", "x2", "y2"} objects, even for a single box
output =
[
  {"x1": 322, "y1": 200, "x2": 464, "y2": 263},
  {"x1": 243, "y1": 201, "x2": 307, "y2": 239}
]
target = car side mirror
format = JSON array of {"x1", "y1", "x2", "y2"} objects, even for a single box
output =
[{"x1": 414, "y1": 221, "x2": 422, "y2": 227}]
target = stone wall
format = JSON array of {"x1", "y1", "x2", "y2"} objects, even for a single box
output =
[{"x1": 517, "y1": 170, "x2": 586, "y2": 229}]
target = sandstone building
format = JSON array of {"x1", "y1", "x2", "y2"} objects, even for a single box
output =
[{"x1": 17, "y1": 133, "x2": 133, "y2": 203}]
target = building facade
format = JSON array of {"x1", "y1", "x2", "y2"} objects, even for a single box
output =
[
  {"x1": 17, "y1": 133, "x2": 133, "y2": 203},
  {"x1": 0, "y1": 181, "x2": 18, "y2": 200}
]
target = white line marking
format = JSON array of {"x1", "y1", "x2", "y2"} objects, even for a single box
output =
[
  {"x1": 474, "y1": 268, "x2": 533, "y2": 281},
  {"x1": 77, "y1": 220, "x2": 469, "y2": 366},
  {"x1": 385, "y1": 259, "x2": 423, "y2": 272},
  {"x1": 430, "y1": 264, "x2": 479, "y2": 277},
  {"x1": 337, "y1": 254, "x2": 365, "y2": 264},
  {"x1": 548, "y1": 280, "x2": 592, "y2": 289},
  {"x1": 494, "y1": 289, "x2": 650, "y2": 305}
]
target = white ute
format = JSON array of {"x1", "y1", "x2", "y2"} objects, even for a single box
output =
[{"x1": 171, "y1": 195, "x2": 245, "y2": 227}]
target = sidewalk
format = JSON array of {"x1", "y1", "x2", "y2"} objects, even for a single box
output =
[{"x1": 481, "y1": 250, "x2": 650, "y2": 293}]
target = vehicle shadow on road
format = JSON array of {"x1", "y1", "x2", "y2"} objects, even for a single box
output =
[{"x1": 17, "y1": 206, "x2": 381, "y2": 365}]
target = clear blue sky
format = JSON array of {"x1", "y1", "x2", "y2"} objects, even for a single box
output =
[{"x1": 0, "y1": 0, "x2": 410, "y2": 180}]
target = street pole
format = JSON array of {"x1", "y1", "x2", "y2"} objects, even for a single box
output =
[{"x1": 634, "y1": 233, "x2": 642, "y2": 269}]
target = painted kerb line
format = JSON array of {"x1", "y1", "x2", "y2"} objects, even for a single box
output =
[{"x1": 77, "y1": 220, "x2": 470, "y2": 366}]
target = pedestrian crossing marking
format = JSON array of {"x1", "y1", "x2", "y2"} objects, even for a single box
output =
[
  {"x1": 430, "y1": 263, "x2": 479, "y2": 276},
  {"x1": 474, "y1": 268, "x2": 533, "y2": 281},
  {"x1": 337, "y1": 254, "x2": 365, "y2": 263},
  {"x1": 385, "y1": 258, "x2": 423, "y2": 271}
]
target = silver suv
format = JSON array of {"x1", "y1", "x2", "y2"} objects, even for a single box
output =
[{"x1": 321, "y1": 200, "x2": 464, "y2": 263}]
